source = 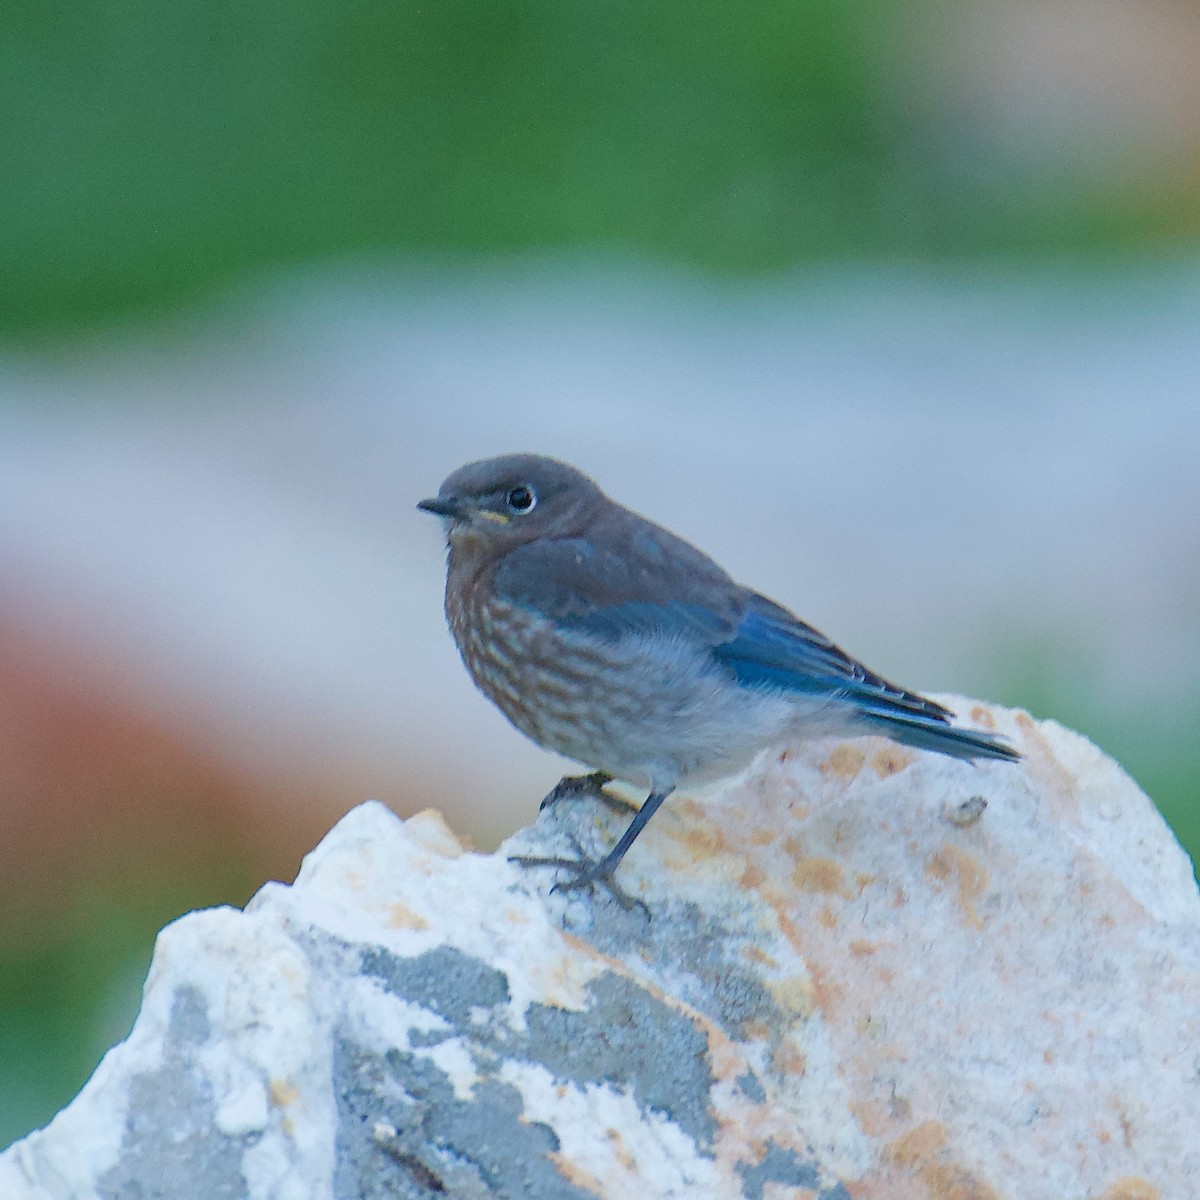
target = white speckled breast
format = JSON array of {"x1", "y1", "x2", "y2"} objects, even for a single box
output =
[{"x1": 445, "y1": 575, "x2": 810, "y2": 792}]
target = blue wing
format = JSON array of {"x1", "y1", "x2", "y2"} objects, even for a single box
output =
[
  {"x1": 713, "y1": 593, "x2": 951, "y2": 720},
  {"x1": 494, "y1": 538, "x2": 1018, "y2": 763},
  {"x1": 715, "y1": 594, "x2": 1018, "y2": 761},
  {"x1": 492, "y1": 527, "x2": 742, "y2": 641}
]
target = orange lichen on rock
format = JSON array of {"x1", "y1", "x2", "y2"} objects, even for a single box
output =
[
  {"x1": 680, "y1": 820, "x2": 726, "y2": 860},
  {"x1": 738, "y1": 863, "x2": 765, "y2": 889},
  {"x1": 742, "y1": 945, "x2": 779, "y2": 969},
  {"x1": 969, "y1": 705, "x2": 995, "y2": 729},
  {"x1": 770, "y1": 1037, "x2": 808, "y2": 1077},
  {"x1": 925, "y1": 844, "x2": 988, "y2": 928},
  {"x1": 887, "y1": 1121, "x2": 948, "y2": 1167},
  {"x1": 268, "y1": 1079, "x2": 299, "y2": 1108},
  {"x1": 1098, "y1": 1178, "x2": 1160, "y2": 1200},
  {"x1": 767, "y1": 974, "x2": 818, "y2": 1019},
  {"x1": 886, "y1": 1123, "x2": 1002, "y2": 1200},
  {"x1": 821, "y1": 743, "x2": 866, "y2": 780},
  {"x1": 921, "y1": 1161, "x2": 1004, "y2": 1200},
  {"x1": 871, "y1": 744, "x2": 914, "y2": 778},
  {"x1": 385, "y1": 902, "x2": 430, "y2": 931},
  {"x1": 849, "y1": 1098, "x2": 891, "y2": 1138},
  {"x1": 406, "y1": 808, "x2": 467, "y2": 857},
  {"x1": 791, "y1": 854, "x2": 849, "y2": 896}
]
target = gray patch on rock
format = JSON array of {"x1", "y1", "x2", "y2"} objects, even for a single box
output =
[
  {"x1": 332, "y1": 1035, "x2": 593, "y2": 1200},
  {"x1": 587, "y1": 898, "x2": 779, "y2": 1041},
  {"x1": 168, "y1": 984, "x2": 212, "y2": 1047},
  {"x1": 96, "y1": 985, "x2": 248, "y2": 1200},
  {"x1": 362, "y1": 944, "x2": 511, "y2": 1028},
  {"x1": 523, "y1": 970, "x2": 716, "y2": 1148},
  {"x1": 735, "y1": 1070, "x2": 766, "y2": 1102},
  {"x1": 408, "y1": 1026, "x2": 454, "y2": 1048},
  {"x1": 737, "y1": 1140, "x2": 832, "y2": 1199},
  {"x1": 729, "y1": 1132, "x2": 854, "y2": 1200},
  {"x1": 342, "y1": 937, "x2": 718, "y2": 1171}
]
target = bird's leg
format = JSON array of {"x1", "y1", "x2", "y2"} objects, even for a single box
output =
[
  {"x1": 511, "y1": 788, "x2": 673, "y2": 913},
  {"x1": 539, "y1": 770, "x2": 636, "y2": 815},
  {"x1": 510, "y1": 834, "x2": 648, "y2": 914}
]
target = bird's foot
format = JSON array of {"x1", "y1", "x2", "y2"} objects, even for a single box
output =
[
  {"x1": 538, "y1": 771, "x2": 635, "y2": 816},
  {"x1": 509, "y1": 841, "x2": 649, "y2": 916}
]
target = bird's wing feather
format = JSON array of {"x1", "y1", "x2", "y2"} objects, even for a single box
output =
[
  {"x1": 713, "y1": 593, "x2": 954, "y2": 722},
  {"x1": 718, "y1": 600, "x2": 1020, "y2": 760},
  {"x1": 492, "y1": 522, "x2": 742, "y2": 643},
  {"x1": 495, "y1": 537, "x2": 1018, "y2": 761},
  {"x1": 497, "y1": 532, "x2": 943, "y2": 722}
]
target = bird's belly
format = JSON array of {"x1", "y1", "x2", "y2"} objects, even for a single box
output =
[{"x1": 452, "y1": 598, "x2": 800, "y2": 789}]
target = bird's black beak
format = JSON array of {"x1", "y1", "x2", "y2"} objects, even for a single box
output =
[{"x1": 417, "y1": 495, "x2": 467, "y2": 519}]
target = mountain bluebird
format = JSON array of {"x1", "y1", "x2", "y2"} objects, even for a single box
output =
[{"x1": 419, "y1": 453, "x2": 1018, "y2": 902}]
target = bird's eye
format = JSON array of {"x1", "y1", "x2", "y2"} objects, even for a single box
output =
[{"x1": 506, "y1": 485, "x2": 537, "y2": 513}]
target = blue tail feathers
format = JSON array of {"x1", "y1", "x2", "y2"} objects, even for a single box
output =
[
  {"x1": 857, "y1": 710, "x2": 1020, "y2": 762},
  {"x1": 717, "y1": 594, "x2": 1020, "y2": 763}
]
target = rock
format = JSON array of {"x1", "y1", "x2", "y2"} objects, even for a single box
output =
[{"x1": 2, "y1": 698, "x2": 1197, "y2": 1199}]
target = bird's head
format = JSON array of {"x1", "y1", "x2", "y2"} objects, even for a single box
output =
[{"x1": 418, "y1": 453, "x2": 603, "y2": 556}]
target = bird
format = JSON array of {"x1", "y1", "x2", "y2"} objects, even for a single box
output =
[{"x1": 419, "y1": 453, "x2": 1018, "y2": 904}]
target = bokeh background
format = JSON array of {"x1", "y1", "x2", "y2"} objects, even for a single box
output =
[{"x1": 2, "y1": 0, "x2": 1198, "y2": 1147}]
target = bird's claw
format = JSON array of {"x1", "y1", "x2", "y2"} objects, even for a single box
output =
[
  {"x1": 539, "y1": 771, "x2": 636, "y2": 815},
  {"x1": 509, "y1": 848, "x2": 649, "y2": 916}
]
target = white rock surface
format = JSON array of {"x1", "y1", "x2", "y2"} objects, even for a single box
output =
[{"x1": 2, "y1": 699, "x2": 1197, "y2": 1199}]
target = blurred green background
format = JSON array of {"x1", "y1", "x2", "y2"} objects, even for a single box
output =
[
  {"x1": 6, "y1": 0, "x2": 1199, "y2": 335},
  {"x1": 2, "y1": 0, "x2": 1197, "y2": 1148}
]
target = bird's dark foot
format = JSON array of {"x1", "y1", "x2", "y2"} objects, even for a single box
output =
[
  {"x1": 538, "y1": 771, "x2": 636, "y2": 816},
  {"x1": 509, "y1": 843, "x2": 649, "y2": 916}
]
